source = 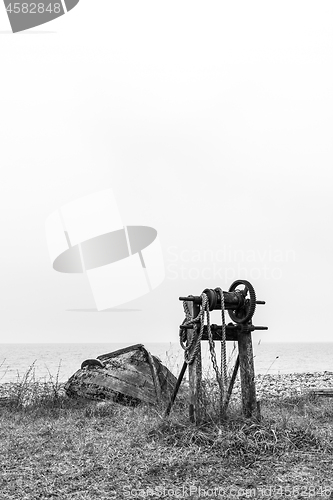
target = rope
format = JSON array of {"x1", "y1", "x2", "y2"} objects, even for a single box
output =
[
  {"x1": 179, "y1": 294, "x2": 208, "y2": 365},
  {"x1": 179, "y1": 290, "x2": 228, "y2": 400}
]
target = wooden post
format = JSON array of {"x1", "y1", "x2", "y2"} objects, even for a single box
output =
[
  {"x1": 221, "y1": 354, "x2": 240, "y2": 417},
  {"x1": 237, "y1": 331, "x2": 257, "y2": 418},
  {"x1": 187, "y1": 300, "x2": 202, "y2": 424},
  {"x1": 164, "y1": 361, "x2": 187, "y2": 417}
]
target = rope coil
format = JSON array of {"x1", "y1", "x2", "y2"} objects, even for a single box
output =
[
  {"x1": 179, "y1": 294, "x2": 208, "y2": 365},
  {"x1": 179, "y1": 290, "x2": 228, "y2": 400}
]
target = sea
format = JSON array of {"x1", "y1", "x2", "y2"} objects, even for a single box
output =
[{"x1": 0, "y1": 342, "x2": 332, "y2": 384}]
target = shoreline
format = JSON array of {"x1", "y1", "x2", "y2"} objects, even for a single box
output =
[{"x1": 1, "y1": 371, "x2": 333, "y2": 400}]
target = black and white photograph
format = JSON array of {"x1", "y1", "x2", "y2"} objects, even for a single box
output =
[{"x1": 1, "y1": 1, "x2": 333, "y2": 498}]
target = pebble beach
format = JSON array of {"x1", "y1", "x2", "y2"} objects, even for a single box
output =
[
  {"x1": 1, "y1": 371, "x2": 333, "y2": 406},
  {"x1": 232, "y1": 371, "x2": 333, "y2": 400}
]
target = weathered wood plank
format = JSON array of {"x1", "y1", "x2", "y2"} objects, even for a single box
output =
[
  {"x1": 154, "y1": 361, "x2": 177, "y2": 396},
  {"x1": 145, "y1": 350, "x2": 162, "y2": 403},
  {"x1": 201, "y1": 324, "x2": 238, "y2": 342},
  {"x1": 222, "y1": 354, "x2": 240, "y2": 417},
  {"x1": 238, "y1": 331, "x2": 258, "y2": 418},
  {"x1": 187, "y1": 300, "x2": 202, "y2": 424},
  {"x1": 97, "y1": 344, "x2": 144, "y2": 361},
  {"x1": 66, "y1": 371, "x2": 157, "y2": 403}
]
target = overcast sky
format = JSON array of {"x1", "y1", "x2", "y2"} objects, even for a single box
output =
[{"x1": 0, "y1": 1, "x2": 332, "y2": 343}]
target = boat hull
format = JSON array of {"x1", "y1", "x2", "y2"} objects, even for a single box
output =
[{"x1": 64, "y1": 344, "x2": 177, "y2": 405}]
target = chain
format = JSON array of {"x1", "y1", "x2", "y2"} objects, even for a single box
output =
[
  {"x1": 215, "y1": 287, "x2": 228, "y2": 389},
  {"x1": 205, "y1": 298, "x2": 225, "y2": 397}
]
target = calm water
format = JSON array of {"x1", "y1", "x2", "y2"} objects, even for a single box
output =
[{"x1": 0, "y1": 342, "x2": 332, "y2": 384}]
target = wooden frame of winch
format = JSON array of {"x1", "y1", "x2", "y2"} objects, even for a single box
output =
[{"x1": 165, "y1": 281, "x2": 268, "y2": 424}]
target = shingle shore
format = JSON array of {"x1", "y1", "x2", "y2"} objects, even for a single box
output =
[
  {"x1": 1, "y1": 372, "x2": 333, "y2": 403},
  {"x1": 233, "y1": 371, "x2": 333, "y2": 399}
]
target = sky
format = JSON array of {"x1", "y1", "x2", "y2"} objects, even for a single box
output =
[{"x1": 0, "y1": 1, "x2": 332, "y2": 343}]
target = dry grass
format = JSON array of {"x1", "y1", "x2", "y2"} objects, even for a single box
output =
[{"x1": 0, "y1": 369, "x2": 333, "y2": 499}]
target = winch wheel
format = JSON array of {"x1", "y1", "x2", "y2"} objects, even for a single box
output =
[{"x1": 228, "y1": 280, "x2": 256, "y2": 324}]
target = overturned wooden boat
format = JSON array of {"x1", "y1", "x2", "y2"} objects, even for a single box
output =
[{"x1": 64, "y1": 344, "x2": 177, "y2": 405}]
